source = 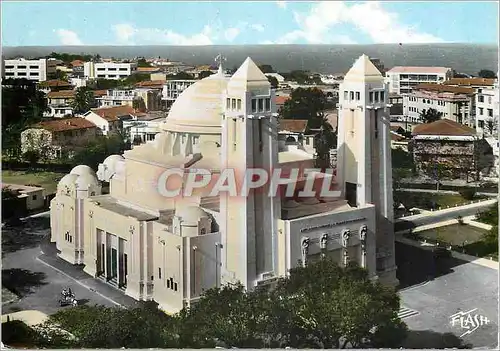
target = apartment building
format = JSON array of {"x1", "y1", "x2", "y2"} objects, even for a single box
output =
[
  {"x1": 385, "y1": 66, "x2": 453, "y2": 95},
  {"x1": 123, "y1": 111, "x2": 166, "y2": 146},
  {"x1": 442, "y1": 78, "x2": 498, "y2": 137},
  {"x1": 82, "y1": 105, "x2": 136, "y2": 135},
  {"x1": 84, "y1": 62, "x2": 137, "y2": 80},
  {"x1": 3, "y1": 58, "x2": 57, "y2": 82},
  {"x1": 403, "y1": 83, "x2": 475, "y2": 126},
  {"x1": 161, "y1": 79, "x2": 196, "y2": 108}
]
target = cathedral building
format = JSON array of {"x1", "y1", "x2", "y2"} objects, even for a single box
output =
[{"x1": 50, "y1": 55, "x2": 397, "y2": 313}]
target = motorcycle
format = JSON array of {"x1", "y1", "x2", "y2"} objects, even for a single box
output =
[
  {"x1": 59, "y1": 295, "x2": 78, "y2": 307},
  {"x1": 59, "y1": 288, "x2": 78, "y2": 307}
]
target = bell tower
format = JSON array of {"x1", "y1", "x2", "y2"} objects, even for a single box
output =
[
  {"x1": 336, "y1": 55, "x2": 398, "y2": 286},
  {"x1": 220, "y1": 57, "x2": 280, "y2": 288}
]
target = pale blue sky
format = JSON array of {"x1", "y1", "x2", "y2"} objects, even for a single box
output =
[{"x1": 2, "y1": 1, "x2": 498, "y2": 46}]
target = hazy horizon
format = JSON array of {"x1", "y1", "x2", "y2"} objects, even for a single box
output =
[{"x1": 3, "y1": 43, "x2": 498, "y2": 75}]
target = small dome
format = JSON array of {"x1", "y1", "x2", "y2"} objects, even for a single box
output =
[
  {"x1": 103, "y1": 154, "x2": 124, "y2": 173},
  {"x1": 75, "y1": 173, "x2": 99, "y2": 190},
  {"x1": 166, "y1": 71, "x2": 229, "y2": 129},
  {"x1": 175, "y1": 206, "x2": 209, "y2": 226},
  {"x1": 58, "y1": 174, "x2": 79, "y2": 188},
  {"x1": 70, "y1": 165, "x2": 96, "y2": 177}
]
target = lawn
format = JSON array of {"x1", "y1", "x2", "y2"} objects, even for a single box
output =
[
  {"x1": 416, "y1": 224, "x2": 487, "y2": 246},
  {"x1": 2, "y1": 170, "x2": 66, "y2": 195},
  {"x1": 394, "y1": 191, "x2": 486, "y2": 211}
]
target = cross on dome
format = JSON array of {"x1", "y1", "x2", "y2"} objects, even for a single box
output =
[{"x1": 214, "y1": 53, "x2": 226, "y2": 73}]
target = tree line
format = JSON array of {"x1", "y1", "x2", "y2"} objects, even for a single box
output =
[{"x1": 2, "y1": 258, "x2": 408, "y2": 349}]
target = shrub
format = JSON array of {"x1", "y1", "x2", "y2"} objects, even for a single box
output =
[{"x1": 458, "y1": 188, "x2": 476, "y2": 200}]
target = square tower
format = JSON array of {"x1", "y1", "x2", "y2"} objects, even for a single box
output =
[
  {"x1": 337, "y1": 55, "x2": 398, "y2": 286},
  {"x1": 220, "y1": 57, "x2": 281, "y2": 288}
]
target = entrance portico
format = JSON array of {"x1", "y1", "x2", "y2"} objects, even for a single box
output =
[{"x1": 96, "y1": 230, "x2": 128, "y2": 289}]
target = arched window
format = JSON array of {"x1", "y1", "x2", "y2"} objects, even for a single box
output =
[{"x1": 285, "y1": 136, "x2": 296, "y2": 144}]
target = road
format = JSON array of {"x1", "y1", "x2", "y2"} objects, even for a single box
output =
[
  {"x1": 396, "y1": 241, "x2": 498, "y2": 349},
  {"x1": 395, "y1": 200, "x2": 497, "y2": 232},
  {"x1": 2, "y1": 214, "x2": 137, "y2": 317}
]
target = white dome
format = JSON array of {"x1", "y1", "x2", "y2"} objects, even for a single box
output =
[
  {"x1": 166, "y1": 71, "x2": 229, "y2": 128},
  {"x1": 103, "y1": 154, "x2": 124, "y2": 170},
  {"x1": 58, "y1": 174, "x2": 79, "y2": 189},
  {"x1": 75, "y1": 173, "x2": 100, "y2": 190},
  {"x1": 70, "y1": 165, "x2": 96, "y2": 177},
  {"x1": 175, "y1": 206, "x2": 209, "y2": 226}
]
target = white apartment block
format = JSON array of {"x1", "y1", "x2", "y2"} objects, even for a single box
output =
[
  {"x1": 403, "y1": 84, "x2": 475, "y2": 126},
  {"x1": 475, "y1": 81, "x2": 499, "y2": 136},
  {"x1": 385, "y1": 66, "x2": 453, "y2": 95},
  {"x1": 162, "y1": 80, "x2": 196, "y2": 108},
  {"x1": 96, "y1": 89, "x2": 136, "y2": 108},
  {"x1": 84, "y1": 62, "x2": 137, "y2": 80},
  {"x1": 3, "y1": 58, "x2": 57, "y2": 82}
]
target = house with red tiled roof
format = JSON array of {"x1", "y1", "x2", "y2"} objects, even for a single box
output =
[
  {"x1": 81, "y1": 105, "x2": 136, "y2": 135},
  {"x1": 21, "y1": 118, "x2": 98, "y2": 159},
  {"x1": 39, "y1": 79, "x2": 73, "y2": 93},
  {"x1": 275, "y1": 95, "x2": 289, "y2": 110},
  {"x1": 411, "y1": 119, "x2": 494, "y2": 180}
]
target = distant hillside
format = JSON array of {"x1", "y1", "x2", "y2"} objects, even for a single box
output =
[{"x1": 2, "y1": 44, "x2": 497, "y2": 75}]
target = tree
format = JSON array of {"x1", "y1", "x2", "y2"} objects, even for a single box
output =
[
  {"x1": 477, "y1": 69, "x2": 496, "y2": 79},
  {"x1": 2, "y1": 78, "x2": 48, "y2": 157},
  {"x1": 267, "y1": 76, "x2": 279, "y2": 89},
  {"x1": 419, "y1": 108, "x2": 443, "y2": 124},
  {"x1": 132, "y1": 96, "x2": 147, "y2": 112},
  {"x1": 269, "y1": 259, "x2": 407, "y2": 348},
  {"x1": 198, "y1": 71, "x2": 214, "y2": 79},
  {"x1": 392, "y1": 148, "x2": 414, "y2": 170},
  {"x1": 177, "y1": 284, "x2": 272, "y2": 348},
  {"x1": 53, "y1": 69, "x2": 67, "y2": 81},
  {"x1": 280, "y1": 87, "x2": 327, "y2": 128},
  {"x1": 314, "y1": 120, "x2": 337, "y2": 170},
  {"x1": 120, "y1": 73, "x2": 150, "y2": 87},
  {"x1": 258, "y1": 64, "x2": 275, "y2": 74},
  {"x1": 22, "y1": 150, "x2": 40, "y2": 168},
  {"x1": 2, "y1": 187, "x2": 26, "y2": 222},
  {"x1": 137, "y1": 58, "x2": 152, "y2": 67},
  {"x1": 48, "y1": 303, "x2": 178, "y2": 348},
  {"x1": 95, "y1": 78, "x2": 120, "y2": 90},
  {"x1": 484, "y1": 118, "x2": 498, "y2": 136},
  {"x1": 72, "y1": 86, "x2": 95, "y2": 115}
]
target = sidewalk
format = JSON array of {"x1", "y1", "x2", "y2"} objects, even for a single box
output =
[{"x1": 396, "y1": 199, "x2": 498, "y2": 222}]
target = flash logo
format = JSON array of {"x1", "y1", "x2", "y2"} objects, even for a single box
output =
[{"x1": 450, "y1": 308, "x2": 490, "y2": 337}]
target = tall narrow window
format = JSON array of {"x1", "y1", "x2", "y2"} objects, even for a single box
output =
[
  {"x1": 226, "y1": 98, "x2": 230, "y2": 109},
  {"x1": 237, "y1": 99, "x2": 242, "y2": 110},
  {"x1": 355, "y1": 92, "x2": 360, "y2": 101},
  {"x1": 380, "y1": 91, "x2": 385, "y2": 102},
  {"x1": 232, "y1": 99, "x2": 236, "y2": 110},
  {"x1": 258, "y1": 99, "x2": 264, "y2": 112},
  {"x1": 158, "y1": 268, "x2": 162, "y2": 279},
  {"x1": 265, "y1": 98, "x2": 271, "y2": 111},
  {"x1": 374, "y1": 91, "x2": 379, "y2": 102},
  {"x1": 251, "y1": 99, "x2": 257, "y2": 112},
  {"x1": 350, "y1": 91, "x2": 354, "y2": 100},
  {"x1": 369, "y1": 92, "x2": 374, "y2": 103},
  {"x1": 344, "y1": 91, "x2": 348, "y2": 100}
]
